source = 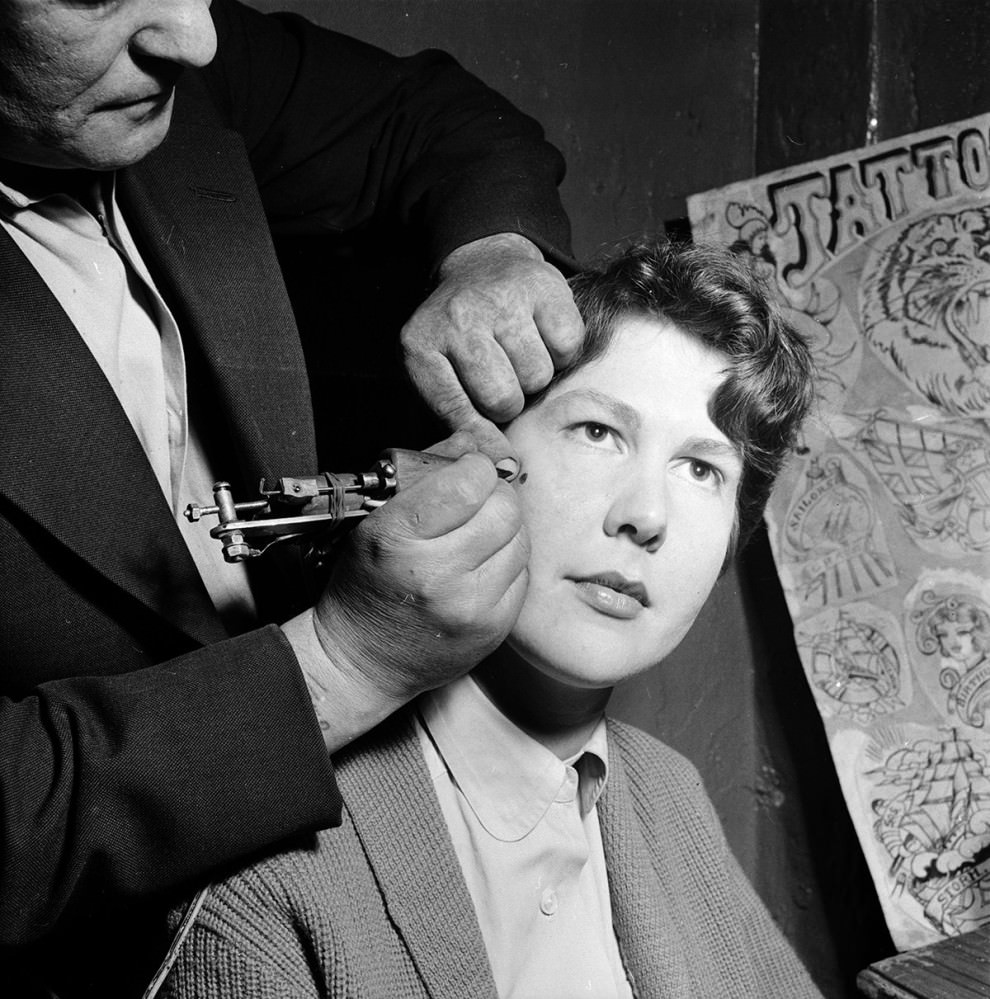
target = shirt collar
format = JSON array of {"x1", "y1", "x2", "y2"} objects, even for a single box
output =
[
  {"x1": 0, "y1": 176, "x2": 34, "y2": 212},
  {"x1": 0, "y1": 166, "x2": 112, "y2": 214},
  {"x1": 419, "y1": 674, "x2": 609, "y2": 842}
]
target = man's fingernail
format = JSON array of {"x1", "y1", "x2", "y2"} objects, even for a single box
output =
[{"x1": 495, "y1": 457, "x2": 520, "y2": 481}]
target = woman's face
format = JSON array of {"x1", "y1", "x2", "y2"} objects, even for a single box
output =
[
  {"x1": 935, "y1": 616, "x2": 981, "y2": 666},
  {"x1": 503, "y1": 315, "x2": 742, "y2": 689}
]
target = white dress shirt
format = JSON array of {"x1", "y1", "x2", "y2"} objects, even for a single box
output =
[{"x1": 417, "y1": 675, "x2": 633, "y2": 999}]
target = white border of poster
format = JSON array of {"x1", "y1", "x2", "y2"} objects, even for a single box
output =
[{"x1": 689, "y1": 114, "x2": 990, "y2": 951}]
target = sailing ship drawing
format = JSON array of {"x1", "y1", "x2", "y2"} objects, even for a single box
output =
[{"x1": 869, "y1": 728, "x2": 990, "y2": 936}]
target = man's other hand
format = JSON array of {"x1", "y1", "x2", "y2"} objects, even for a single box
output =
[
  {"x1": 297, "y1": 450, "x2": 528, "y2": 747},
  {"x1": 401, "y1": 233, "x2": 583, "y2": 460}
]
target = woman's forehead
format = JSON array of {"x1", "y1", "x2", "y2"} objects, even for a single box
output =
[{"x1": 544, "y1": 316, "x2": 729, "y2": 407}]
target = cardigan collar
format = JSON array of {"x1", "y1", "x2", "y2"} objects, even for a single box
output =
[
  {"x1": 336, "y1": 708, "x2": 693, "y2": 999},
  {"x1": 335, "y1": 709, "x2": 501, "y2": 999}
]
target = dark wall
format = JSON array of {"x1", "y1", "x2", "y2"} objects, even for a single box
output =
[
  {"x1": 252, "y1": 0, "x2": 758, "y2": 260},
  {"x1": 243, "y1": 1, "x2": 990, "y2": 995}
]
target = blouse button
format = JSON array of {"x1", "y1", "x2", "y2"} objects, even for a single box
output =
[{"x1": 540, "y1": 888, "x2": 559, "y2": 916}]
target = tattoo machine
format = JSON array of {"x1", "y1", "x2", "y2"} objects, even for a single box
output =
[{"x1": 185, "y1": 447, "x2": 454, "y2": 563}]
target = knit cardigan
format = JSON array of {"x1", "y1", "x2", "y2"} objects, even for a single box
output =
[{"x1": 163, "y1": 708, "x2": 824, "y2": 999}]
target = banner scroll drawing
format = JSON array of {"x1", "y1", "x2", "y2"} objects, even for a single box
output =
[{"x1": 689, "y1": 114, "x2": 990, "y2": 951}]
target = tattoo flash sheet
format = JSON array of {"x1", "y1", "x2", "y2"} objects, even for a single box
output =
[{"x1": 689, "y1": 114, "x2": 990, "y2": 951}]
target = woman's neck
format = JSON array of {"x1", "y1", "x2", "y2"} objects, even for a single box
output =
[{"x1": 471, "y1": 645, "x2": 613, "y2": 760}]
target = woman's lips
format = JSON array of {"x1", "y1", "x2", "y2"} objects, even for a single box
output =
[{"x1": 570, "y1": 573, "x2": 649, "y2": 620}]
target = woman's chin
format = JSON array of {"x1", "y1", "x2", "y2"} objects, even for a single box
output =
[{"x1": 509, "y1": 623, "x2": 665, "y2": 686}]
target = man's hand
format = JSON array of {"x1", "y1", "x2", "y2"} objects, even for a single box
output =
[
  {"x1": 401, "y1": 232, "x2": 583, "y2": 459},
  {"x1": 286, "y1": 449, "x2": 528, "y2": 751}
]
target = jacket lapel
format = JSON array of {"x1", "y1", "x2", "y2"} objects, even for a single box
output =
[
  {"x1": 0, "y1": 71, "x2": 319, "y2": 646},
  {"x1": 335, "y1": 709, "x2": 499, "y2": 999},
  {"x1": 0, "y1": 228, "x2": 225, "y2": 646},
  {"x1": 120, "y1": 73, "x2": 317, "y2": 487},
  {"x1": 120, "y1": 74, "x2": 322, "y2": 619}
]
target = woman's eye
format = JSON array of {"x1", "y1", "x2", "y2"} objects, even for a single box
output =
[
  {"x1": 583, "y1": 422, "x2": 611, "y2": 443},
  {"x1": 687, "y1": 459, "x2": 722, "y2": 485},
  {"x1": 564, "y1": 421, "x2": 623, "y2": 454}
]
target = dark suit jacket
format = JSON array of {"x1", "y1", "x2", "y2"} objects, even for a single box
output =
[{"x1": 0, "y1": 1, "x2": 571, "y2": 994}]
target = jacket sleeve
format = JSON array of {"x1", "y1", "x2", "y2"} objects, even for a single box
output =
[
  {"x1": 0, "y1": 625, "x2": 340, "y2": 949},
  {"x1": 201, "y1": 0, "x2": 575, "y2": 271}
]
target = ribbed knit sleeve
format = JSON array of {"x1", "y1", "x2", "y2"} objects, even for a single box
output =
[
  {"x1": 162, "y1": 710, "x2": 474, "y2": 999},
  {"x1": 163, "y1": 858, "x2": 322, "y2": 999}
]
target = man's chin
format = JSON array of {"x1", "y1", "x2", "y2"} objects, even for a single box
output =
[
  {"x1": 84, "y1": 111, "x2": 174, "y2": 170},
  {"x1": 31, "y1": 104, "x2": 175, "y2": 172}
]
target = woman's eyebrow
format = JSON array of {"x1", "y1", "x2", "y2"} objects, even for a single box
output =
[
  {"x1": 550, "y1": 388, "x2": 641, "y2": 431},
  {"x1": 685, "y1": 437, "x2": 744, "y2": 466}
]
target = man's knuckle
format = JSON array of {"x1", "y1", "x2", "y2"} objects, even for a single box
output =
[
  {"x1": 448, "y1": 287, "x2": 499, "y2": 327},
  {"x1": 517, "y1": 353, "x2": 554, "y2": 388}
]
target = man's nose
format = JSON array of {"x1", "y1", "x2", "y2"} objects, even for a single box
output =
[
  {"x1": 603, "y1": 472, "x2": 666, "y2": 553},
  {"x1": 131, "y1": 0, "x2": 218, "y2": 69}
]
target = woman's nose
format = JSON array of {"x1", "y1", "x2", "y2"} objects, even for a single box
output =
[{"x1": 603, "y1": 473, "x2": 667, "y2": 553}]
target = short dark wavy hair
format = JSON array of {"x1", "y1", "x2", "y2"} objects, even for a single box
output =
[{"x1": 548, "y1": 237, "x2": 814, "y2": 558}]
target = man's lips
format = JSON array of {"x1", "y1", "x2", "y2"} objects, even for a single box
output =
[
  {"x1": 569, "y1": 572, "x2": 650, "y2": 620},
  {"x1": 100, "y1": 88, "x2": 172, "y2": 111}
]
